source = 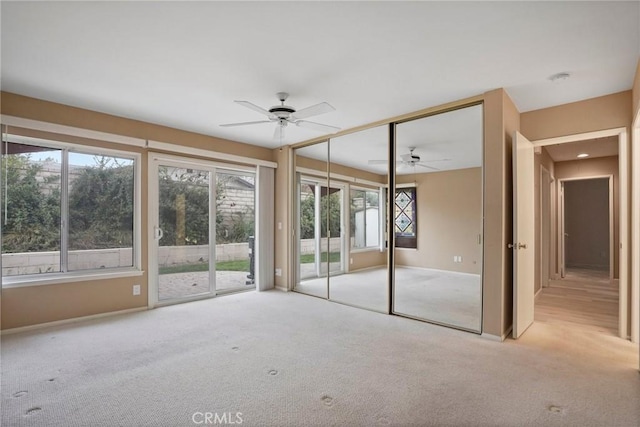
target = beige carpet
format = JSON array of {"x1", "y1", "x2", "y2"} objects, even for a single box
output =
[
  {"x1": 1, "y1": 290, "x2": 639, "y2": 426},
  {"x1": 296, "y1": 266, "x2": 482, "y2": 331}
]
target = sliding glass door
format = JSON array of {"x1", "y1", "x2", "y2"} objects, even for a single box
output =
[
  {"x1": 150, "y1": 154, "x2": 256, "y2": 305},
  {"x1": 156, "y1": 164, "x2": 213, "y2": 301},
  {"x1": 215, "y1": 171, "x2": 256, "y2": 294}
]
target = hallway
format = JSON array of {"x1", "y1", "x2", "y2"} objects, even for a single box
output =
[{"x1": 535, "y1": 268, "x2": 618, "y2": 336}]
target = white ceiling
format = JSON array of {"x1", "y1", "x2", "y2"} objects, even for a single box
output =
[
  {"x1": 298, "y1": 104, "x2": 482, "y2": 175},
  {"x1": 1, "y1": 2, "x2": 639, "y2": 150}
]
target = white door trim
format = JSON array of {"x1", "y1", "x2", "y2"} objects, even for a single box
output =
[
  {"x1": 631, "y1": 110, "x2": 639, "y2": 347},
  {"x1": 540, "y1": 165, "x2": 552, "y2": 288},
  {"x1": 532, "y1": 127, "x2": 629, "y2": 340}
]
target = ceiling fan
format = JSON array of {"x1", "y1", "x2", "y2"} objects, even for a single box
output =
[
  {"x1": 368, "y1": 147, "x2": 451, "y2": 171},
  {"x1": 220, "y1": 92, "x2": 341, "y2": 140}
]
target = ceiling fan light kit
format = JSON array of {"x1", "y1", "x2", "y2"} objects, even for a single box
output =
[{"x1": 220, "y1": 92, "x2": 341, "y2": 140}]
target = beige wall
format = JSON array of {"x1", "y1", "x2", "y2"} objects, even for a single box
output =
[
  {"x1": 1, "y1": 92, "x2": 275, "y2": 329},
  {"x1": 521, "y1": 91, "x2": 632, "y2": 141},
  {"x1": 395, "y1": 168, "x2": 482, "y2": 274},
  {"x1": 554, "y1": 156, "x2": 620, "y2": 277},
  {"x1": 481, "y1": 88, "x2": 519, "y2": 338},
  {"x1": 273, "y1": 146, "x2": 292, "y2": 290},
  {"x1": 295, "y1": 154, "x2": 387, "y2": 185},
  {"x1": 351, "y1": 250, "x2": 386, "y2": 271},
  {"x1": 1, "y1": 92, "x2": 274, "y2": 162}
]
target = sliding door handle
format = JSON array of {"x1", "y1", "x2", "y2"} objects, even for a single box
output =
[{"x1": 154, "y1": 226, "x2": 164, "y2": 240}]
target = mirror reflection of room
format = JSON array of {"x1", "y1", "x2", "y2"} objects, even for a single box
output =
[
  {"x1": 393, "y1": 104, "x2": 484, "y2": 332},
  {"x1": 292, "y1": 105, "x2": 484, "y2": 332},
  {"x1": 294, "y1": 141, "x2": 330, "y2": 299},
  {"x1": 328, "y1": 126, "x2": 389, "y2": 312}
]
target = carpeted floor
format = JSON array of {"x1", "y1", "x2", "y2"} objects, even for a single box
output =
[
  {"x1": 1, "y1": 290, "x2": 638, "y2": 427},
  {"x1": 296, "y1": 266, "x2": 482, "y2": 331}
]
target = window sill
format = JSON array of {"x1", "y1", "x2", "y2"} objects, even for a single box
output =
[{"x1": 2, "y1": 268, "x2": 144, "y2": 289}]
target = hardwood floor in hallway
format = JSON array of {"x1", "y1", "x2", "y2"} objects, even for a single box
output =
[{"x1": 535, "y1": 268, "x2": 618, "y2": 336}]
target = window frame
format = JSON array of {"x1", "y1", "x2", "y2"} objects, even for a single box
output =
[
  {"x1": 394, "y1": 186, "x2": 417, "y2": 249},
  {"x1": 1, "y1": 133, "x2": 142, "y2": 288}
]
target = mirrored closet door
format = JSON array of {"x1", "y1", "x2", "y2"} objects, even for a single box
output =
[
  {"x1": 328, "y1": 126, "x2": 389, "y2": 313},
  {"x1": 392, "y1": 104, "x2": 484, "y2": 332},
  {"x1": 294, "y1": 142, "x2": 329, "y2": 299}
]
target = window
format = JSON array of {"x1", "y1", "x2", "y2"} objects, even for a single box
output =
[
  {"x1": 395, "y1": 187, "x2": 417, "y2": 249},
  {"x1": 1, "y1": 135, "x2": 138, "y2": 279},
  {"x1": 350, "y1": 188, "x2": 380, "y2": 250}
]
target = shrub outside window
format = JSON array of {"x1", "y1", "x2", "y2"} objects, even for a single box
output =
[{"x1": 1, "y1": 136, "x2": 137, "y2": 278}]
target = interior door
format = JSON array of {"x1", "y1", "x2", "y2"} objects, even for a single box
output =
[{"x1": 513, "y1": 132, "x2": 536, "y2": 338}]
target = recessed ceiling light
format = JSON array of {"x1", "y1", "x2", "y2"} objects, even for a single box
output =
[
  {"x1": 549, "y1": 72, "x2": 571, "y2": 82},
  {"x1": 577, "y1": 153, "x2": 589, "y2": 158}
]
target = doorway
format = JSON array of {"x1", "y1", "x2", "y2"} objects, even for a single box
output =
[
  {"x1": 514, "y1": 128, "x2": 629, "y2": 339},
  {"x1": 536, "y1": 175, "x2": 619, "y2": 335},
  {"x1": 560, "y1": 176, "x2": 613, "y2": 280}
]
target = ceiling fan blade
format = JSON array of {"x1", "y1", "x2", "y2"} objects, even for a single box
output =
[
  {"x1": 295, "y1": 120, "x2": 341, "y2": 133},
  {"x1": 220, "y1": 120, "x2": 272, "y2": 127},
  {"x1": 420, "y1": 158, "x2": 452, "y2": 163},
  {"x1": 416, "y1": 163, "x2": 440, "y2": 171},
  {"x1": 273, "y1": 125, "x2": 285, "y2": 141},
  {"x1": 291, "y1": 102, "x2": 335, "y2": 120},
  {"x1": 234, "y1": 100, "x2": 273, "y2": 117}
]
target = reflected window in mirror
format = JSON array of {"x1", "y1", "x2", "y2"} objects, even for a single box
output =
[
  {"x1": 350, "y1": 187, "x2": 380, "y2": 250},
  {"x1": 395, "y1": 187, "x2": 417, "y2": 249}
]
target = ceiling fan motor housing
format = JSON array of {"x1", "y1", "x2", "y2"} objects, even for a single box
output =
[{"x1": 269, "y1": 105, "x2": 296, "y2": 119}]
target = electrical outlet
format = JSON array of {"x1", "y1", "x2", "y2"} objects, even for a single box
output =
[
  {"x1": 275, "y1": 268, "x2": 282, "y2": 277},
  {"x1": 458, "y1": 256, "x2": 463, "y2": 263},
  {"x1": 133, "y1": 284, "x2": 141, "y2": 296}
]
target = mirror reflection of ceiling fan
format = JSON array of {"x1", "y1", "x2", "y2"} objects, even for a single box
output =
[
  {"x1": 368, "y1": 147, "x2": 451, "y2": 171},
  {"x1": 220, "y1": 92, "x2": 341, "y2": 140}
]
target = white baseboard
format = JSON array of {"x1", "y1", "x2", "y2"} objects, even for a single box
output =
[
  {"x1": 1, "y1": 307, "x2": 148, "y2": 335},
  {"x1": 275, "y1": 285, "x2": 289, "y2": 292}
]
